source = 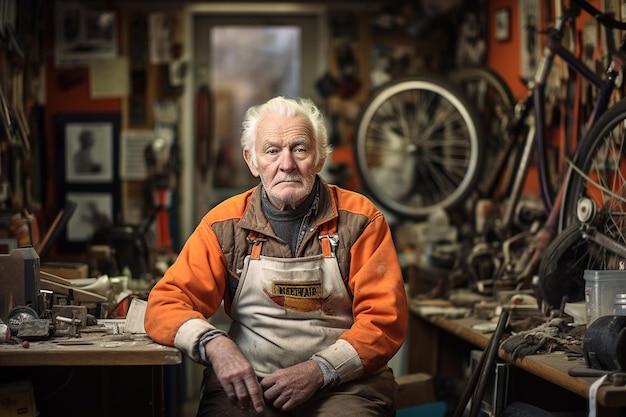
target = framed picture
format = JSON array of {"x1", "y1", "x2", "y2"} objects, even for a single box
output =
[
  {"x1": 65, "y1": 192, "x2": 114, "y2": 243},
  {"x1": 56, "y1": 113, "x2": 120, "y2": 184},
  {"x1": 495, "y1": 7, "x2": 511, "y2": 42},
  {"x1": 54, "y1": 2, "x2": 118, "y2": 66},
  {"x1": 55, "y1": 112, "x2": 121, "y2": 252},
  {"x1": 64, "y1": 120, "x2": 114, "y2": 183}
]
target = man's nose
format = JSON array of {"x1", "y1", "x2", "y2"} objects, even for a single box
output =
[{"x1": 278, "y1": 151, "x2": 296, "y2": 171}]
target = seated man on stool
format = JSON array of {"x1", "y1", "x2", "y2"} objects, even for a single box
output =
[{"x1": 144, "y1": 96, "x2": 408, "y2": 416}]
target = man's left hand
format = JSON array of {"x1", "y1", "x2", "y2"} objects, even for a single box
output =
[{"x1": 261, "y1": 360, "x2": 324, "y2": 411}]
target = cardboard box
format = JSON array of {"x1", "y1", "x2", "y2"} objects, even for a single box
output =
[
  {"x1": 0, "y1": 381, "x2": 37, "y2": 417},
  {"x1": 41, "y1": 262, "x2": 89, "y2": 280}
]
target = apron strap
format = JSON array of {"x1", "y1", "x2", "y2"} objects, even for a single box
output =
[
  {"x1": 247, "y1": 217, "x2": 339, "y2": 258},
  {"x1": 318, "y1": 218, "x2": 339, "y2": 257},
  {"x1": 246, "y1": 230, "x2": 267, "y2": 260}
]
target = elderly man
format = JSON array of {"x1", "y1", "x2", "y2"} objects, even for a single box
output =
[{"x1": 145, "y1": 96, "x2": 408, "y2": 416}]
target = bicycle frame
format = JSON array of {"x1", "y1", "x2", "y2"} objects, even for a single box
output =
[{"x1": 494, "y1": 0, "x2": 626, "y2": 235}]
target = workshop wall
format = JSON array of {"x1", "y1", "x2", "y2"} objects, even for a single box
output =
[
  {"x1": 485, "y1": 0, "x2": 523, "y2": 98},
  {"x1": 41, "y1": 2, "x2": 187, "y2": 261},
  {"x1": 42, "y1": 1, "x2": 125, "y2": 261},
  {"x1": 39, "y1": 0, "x2": 471, "y2": 260},
  {"x1": 25, "y1": 0, "x2": 615, "y2": 259}
]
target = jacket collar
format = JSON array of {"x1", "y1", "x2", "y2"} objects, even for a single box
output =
[{"x1": 238, "y1": 175, "x2": 338, "y2": 235}]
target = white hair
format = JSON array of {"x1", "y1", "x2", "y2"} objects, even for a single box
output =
[{"x1": 240, "y1": 96, "x2": 330, "y2": 167}]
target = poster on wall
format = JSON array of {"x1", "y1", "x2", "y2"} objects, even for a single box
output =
[{"x1": 519, "y1": 0, "x2": 541, "y2": 81}]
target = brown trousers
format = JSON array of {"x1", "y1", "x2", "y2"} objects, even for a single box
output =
[{"x1": 196, "y1": 366, "x2": 397, "y2": 417}]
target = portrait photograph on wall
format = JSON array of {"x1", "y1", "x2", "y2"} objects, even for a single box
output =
[
  {"x1": 54, "y1": 112, "x2": 121, "y2": 252},
  {"x1": 64, "y1": 121, "x2": 114, "y2": 183}
]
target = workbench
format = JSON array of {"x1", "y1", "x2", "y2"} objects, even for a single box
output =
[
  {"x1": 407, "y1": 306, "x2": 626, "y2": 416},
  {"x1": 0, "y1": 331, "x2": 182, "y2": 417}
]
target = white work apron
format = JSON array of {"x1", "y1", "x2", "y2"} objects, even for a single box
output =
[{"x1": 229, "y1": 226, "x2": 353, "y2": 377}]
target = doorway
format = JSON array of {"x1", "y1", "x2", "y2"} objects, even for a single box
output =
[{"x1": 185, "y1": 5, "x2": 327, "y2": 229}]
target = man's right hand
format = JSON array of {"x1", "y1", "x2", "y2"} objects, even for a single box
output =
[{"x1": 205, "y1": 336, "x2": 265, "y2": 413}]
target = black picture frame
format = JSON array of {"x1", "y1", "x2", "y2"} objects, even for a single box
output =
[
  {"x1": 55, "y1": 112, "x2": 121, "y2": 252},
  {"x1": 495, "y1": 7, "x2": 511, "y2": 42}
]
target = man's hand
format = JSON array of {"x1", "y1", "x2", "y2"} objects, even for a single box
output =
[
  {"x1": 261, "y1": 360, "x2": 324, "y2": 411},
  {"x1": 205, "y1": 336, "x2": 264, "y2": 413}
]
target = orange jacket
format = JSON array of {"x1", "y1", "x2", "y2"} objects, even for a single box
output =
[{"x1": 145, "y1": 177, "x2": 408, "y2": 378}]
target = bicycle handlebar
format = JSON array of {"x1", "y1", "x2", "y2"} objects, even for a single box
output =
[{"x1": 572, "y1": 0, "x2": 626, "y2": 30}]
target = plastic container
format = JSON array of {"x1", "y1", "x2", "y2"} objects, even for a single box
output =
[
  {"x1": 614, "y1": 293, "x2": 626, "y2": 316},
  {"x1": 584, "y1": 270, "x2": 626, "y2": 325}
]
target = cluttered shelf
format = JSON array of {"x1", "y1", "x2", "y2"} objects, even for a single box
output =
[{"x1": 407, "y1": 300, "x2": 626, "y2": 410}]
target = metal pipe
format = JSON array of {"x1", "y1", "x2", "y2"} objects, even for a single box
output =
[
  {"x1": 453, "y1": 308, "x2": 510, "y2": 417},
  {"x1": 468, "y1": 308, "x2": 510, "y2": 417}
]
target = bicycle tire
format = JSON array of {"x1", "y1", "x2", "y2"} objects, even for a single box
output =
[
  {"x1": 546, "y1": 99, "x2": 626, "y2": 292},
  {"x1": 353, "y1": 75, "x2": 485, "y2": 219},
  {"x1": 449, "y1": 66, "x2": 515, "y2": 137},
  {"x1": 538, "y1": 222, "x2": 590, "y2": 308},
  {"x1": 449, "y1": 66, "x2": 516, "y2": 197}
]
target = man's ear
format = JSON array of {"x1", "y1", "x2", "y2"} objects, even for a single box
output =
[
  {"x1": 243, "y1": 148, "x2": 260, "y2": 177},
  {"x1": 315, "y1": 156, "x2": 327, "y2": 173}
]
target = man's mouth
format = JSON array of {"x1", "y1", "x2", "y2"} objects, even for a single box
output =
[{"x1": 275, "y1": 177, "x2": 302, "y2": 184}]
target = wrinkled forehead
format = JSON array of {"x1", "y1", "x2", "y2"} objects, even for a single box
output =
[{"x1": 255, "y1": 113, "x2": 315, "y2": 143}]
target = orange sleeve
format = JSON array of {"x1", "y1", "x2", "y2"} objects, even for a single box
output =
[
  {"x1": 144, "y1": 217, "x2": 228, "y2": 347},
  {"x1": 341, "y1": 211, "x2": 408, "y2": 373}
]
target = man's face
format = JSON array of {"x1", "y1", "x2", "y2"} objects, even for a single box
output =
[{"x1": 244, "y1": 113, "x2": 323, "y2": 210}]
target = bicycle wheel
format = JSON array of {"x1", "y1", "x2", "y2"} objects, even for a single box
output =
[
  {"x1": 448, "y1": 67, "x2": 516, "y2": 149},
  {"x1": 354, "y1": 75, "x2": 485, "y2": 219},
  {"x1": 559, "y1": 99, "x2": 626, "y2": 267},
  {"x1": 449, "y1": 66, "x2": 515, "y2": 197}
]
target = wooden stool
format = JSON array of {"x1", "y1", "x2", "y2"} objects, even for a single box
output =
[{"x1": 396, "y1": 372, "x2": 436, "y2": 409}]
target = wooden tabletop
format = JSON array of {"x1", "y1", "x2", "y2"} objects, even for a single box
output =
[
  {"x1": 413, "y1": 310, "x2": 626, "y2": 408},
  {"x1": 0, "y1": 332, "x2": 182, "y2": 367}
]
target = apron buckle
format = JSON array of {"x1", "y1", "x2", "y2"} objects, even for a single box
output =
[
  {"x1": 318, "y1": 234, "x2": 339, "y2": 247},
  {"x1": 247, "y1": 236, "x2": 268, "y2": 244}
]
